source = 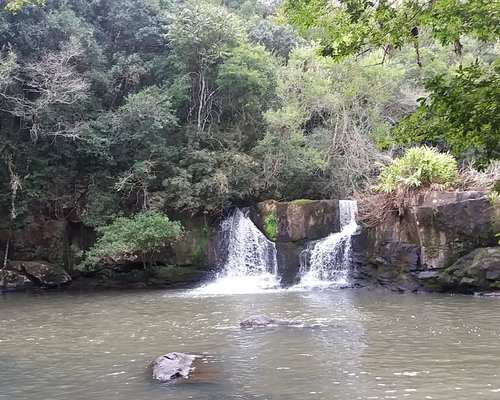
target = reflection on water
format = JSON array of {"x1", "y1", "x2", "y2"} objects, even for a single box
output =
[{"x1": 1, "y1": 290, "x2": 500, "y2": 399}]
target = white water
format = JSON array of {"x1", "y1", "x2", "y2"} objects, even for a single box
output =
[
  {"x1": 295, "y1": 200, "x2": 358, "y2": 289},
  {"x1": 192, "y1": 208, "x2": 281, "y2": 295}
]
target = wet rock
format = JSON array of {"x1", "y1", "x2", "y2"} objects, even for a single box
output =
[
  {"x1": 352, "y1": 191, "x2": 499, "y2": 293},
  {"x1": 0, "y1": 269, "x2": 33, "y2": 292},
  {"x1": 10, "y1": 261, "x2": 71, "y2": 288},
  {"x1": 438, "y1": 247, "x2": 500, "y2": 293},
  {"x1": 152, "y1": 352, "x2": 197, "y2": 382},
  {"x1": 240, "y1": 315, "x2": 302, "y2": 328},
  {"x1": 250, "y1": 200, "x2": 340, "y2": 242}
]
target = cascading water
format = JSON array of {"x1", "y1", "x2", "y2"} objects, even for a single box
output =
[
  {"x1": 192, "y1": 208, "x2": 281, "y2": 295},
  {"x1": 295, "y1": 200, "x2": 358, "y2": 289}
]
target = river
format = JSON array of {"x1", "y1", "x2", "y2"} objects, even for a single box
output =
[{"x1": 1, "y1": 289, "x2": 499, "y2": 399}]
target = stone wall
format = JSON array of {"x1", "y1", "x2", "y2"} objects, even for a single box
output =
[{"x1": 0, "y1": 212, "x2": 214, "y2": 292}]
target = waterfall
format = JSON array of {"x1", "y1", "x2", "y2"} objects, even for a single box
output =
[
  {"x1": 193, "y1": 208, "x2": 280, "y2": 295},
  {"x1": 295, "y1": 200, "x2": 358, "y2": 289}
]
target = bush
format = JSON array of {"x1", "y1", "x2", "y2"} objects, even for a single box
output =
[
  {"x1": 373, "y1": 146, "x2": 459, "y2": 193},
  {"x1": 79, "y1": 211, "x2": 183, "y2": 270}
]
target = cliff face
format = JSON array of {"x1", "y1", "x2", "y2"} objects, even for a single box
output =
[
  {"x1": 250, "y1": 200, "x2": 341, "y2": 285},
  {"x1": 1, "y1": 192, "x2": 498, "y2": 293},
  {"x1": 0, "y1": 212, "x2": 214, "y2": 292},
  {"x1": 352, "y1": 191, "x2": 500, "y2": 293}
]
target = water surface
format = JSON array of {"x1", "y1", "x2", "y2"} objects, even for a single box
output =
[{"x1": 1, "y1": 289, "x2": 499, "y2": 399}]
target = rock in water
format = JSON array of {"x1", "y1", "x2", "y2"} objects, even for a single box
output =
[
  {"x1": 152, "y1": 352, "x2": 197, "y2": 381},
  {"x1": 240, "y1": 315, "x2": 301, "y2": 328}
]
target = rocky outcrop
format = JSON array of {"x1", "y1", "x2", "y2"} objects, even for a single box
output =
[
  {"x1": 152, "y1": 352, "x2": 197, "y2": 381},
  {"x1": 0, "y1": 215, "x2": 68, "y2": 263},
  {"x1": 438, "y1": 247, "x2": 500, "y2": 293},
  {"x1": 250, "y1": 200, "x2": 341, "y2": 284},
  {"x1": 10, "y1": 261, "x2": 71, "y2": 287},
  {"x1": 250, "y1": 200, "x2": 340, "y2": 243},
  {"x1": 240, "y1": 315, "x2": 302, "y2": 328},
  {"x1": 352, "y1": 191, "x2": 500, "y2": 292},
  {"x1": 0, "y1": 261, "x2": 71, "y2": 292},
  {"x1": 0, "y1": 210, "x2": 215, "y2": 292}
]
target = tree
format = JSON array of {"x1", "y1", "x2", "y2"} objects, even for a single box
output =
[
  {"x1": 4, "y1": 0, "x2": 44, "y2": 12},
  {"x1": 165, "y1": 1, "x2": 244, "y2": 131},
  {"x1": 391, "y1": 61, "x2": 500, "y2": 164},
  {"x1": 79, "y1": 211, "x2": 183, "y2": 270},
  {"x1": 249, "y1": 19, "x2": 305, "y2": 59},
  {"x1": 284, "y1": 0, "x2": 500, "y2": 61},
  {"x1": 216, "y1": 44, "x2": 276, "y2": 136}
]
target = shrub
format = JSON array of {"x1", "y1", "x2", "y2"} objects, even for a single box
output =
[
  {"x1": 79, "y1": 211, "x2": 183, "y2": 270},
  {"x1": 373, "y1": 146, "x2": 459, "y2": 193}
]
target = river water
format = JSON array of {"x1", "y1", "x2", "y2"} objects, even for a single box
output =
[{"x1": 1, "y1": 289, "x2": 500, "y2": 400}]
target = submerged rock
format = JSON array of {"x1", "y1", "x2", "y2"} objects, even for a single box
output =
[
  {"x1": 240, "y1": 315, "x2": 302, "y2": 328},
  {"x1": 152, "y1": 352, "x2": 197, "y2": 382}
]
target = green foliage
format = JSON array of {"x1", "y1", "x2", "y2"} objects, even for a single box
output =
[
  {"x1": 248, "y1": 19, "x2": 305, "y2": 59},
  {"x1": 284, "y1": 0, "x2": 500, "y2": 60},
  {"x1": 4, "y1": 0, "x2": 44, "y2": 11},
  {"x1": 0, "y1": 0, "x2": 497, "y2": 249},
  {"x1": 373, "y1": 147, "x2": 459, "y2": 193},
  {"x1": 264, "y1": 208, "x2": 277, "y2": 241},
  {"x1": 217, "y1": 44, "x2": 276, "y2": 116},
  {"x1": 79, "y1": 211, "x2": 183, "y2": 270},
  {"x1": 392, "y1": 61, "x2": 500, "y2": 165},
  {"x1": 166, "y1": 1, "x2": 244, "y2": 71}
]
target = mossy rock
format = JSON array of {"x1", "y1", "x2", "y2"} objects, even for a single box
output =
[
  {"x1": 263, "y1": 208, "x2": 277, "y2": 241},
  {"x1": 438, "y1": 247, "x2": 500, "y2": 293}
]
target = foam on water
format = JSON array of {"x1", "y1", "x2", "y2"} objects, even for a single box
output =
[
  {"x1": 294, "y1": 200, "x2": 358, "y2": 290},
  {"x1": 190, "y1": 208, "x2": 281, "y2": 295}
]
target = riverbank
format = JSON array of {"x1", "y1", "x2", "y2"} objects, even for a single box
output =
[{"x1": 1, "y1": 191, "x2": 499, "y2": 295}]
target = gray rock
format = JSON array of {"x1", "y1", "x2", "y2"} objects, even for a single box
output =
[
  {"x1": 0, "y1": 270, "x2": 33, "y2": 292},
  {"x1": 240, "y1": 315, "x2": 302, "y2": 328},
  {"x1": 152, "y1": 352, "x2": 197, "y2": 382},
  {"x1": 9, "y1": 260, "x2": 71, "y2": 288},
  {"x1": 352, "y1": 191, "x2": 499, "y2": 293},
  {"x1": 438, "y1": 247, "x2": 500, "y2": 293}
]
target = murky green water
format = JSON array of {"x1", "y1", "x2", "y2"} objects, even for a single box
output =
[{"x1": 1, "y1": 289, "x2": 499, "y2": 399}]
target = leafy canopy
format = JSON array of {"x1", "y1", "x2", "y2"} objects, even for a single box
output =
[
  {"x1": 373, "y1": 146, "x2": 459, "y2": 193},
  {"x1": 391, "y1": 61, "x2": 500, "y2": 165},
  {"x1": 284, "y1": 0, "x2": 500, "y2": 60}
]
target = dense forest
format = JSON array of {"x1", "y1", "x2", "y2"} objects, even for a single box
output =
[{"x1": 0, "y1": 0, "x2": 498, "y2": 267}]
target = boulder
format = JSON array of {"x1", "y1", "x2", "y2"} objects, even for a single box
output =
[
  {"x1": 240, "y1": 315, "x2": 302, "y2": 328},
  {"x1": 152, "y1": 352, "x2": 197, "y2": 382},
  {"x1": 0, "y1": 269, "x2": 33, "y2": 292},
  {"x1": 438, "y1": 247, "x2": 500, "y2": 293},
  {"x1": 9, "y1": 261, "x2": 71, "y2": 288}
]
